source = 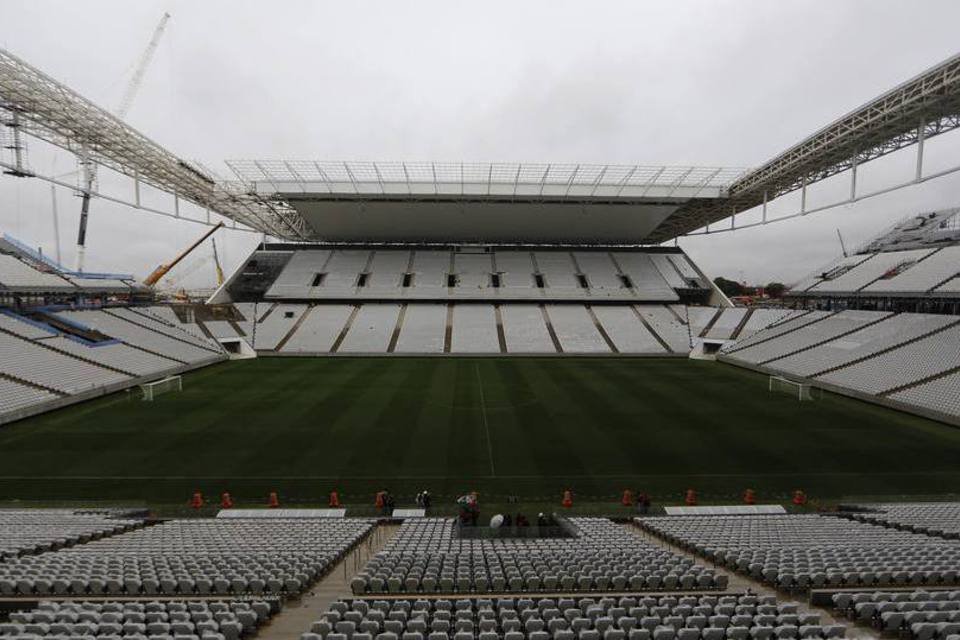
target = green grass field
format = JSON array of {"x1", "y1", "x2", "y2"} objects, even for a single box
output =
[{"x1": 1, "y1": 357, "x2": 958, "y2": 509}]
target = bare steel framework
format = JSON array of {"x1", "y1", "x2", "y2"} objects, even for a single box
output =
[
  {"x1": 0, "y1": 47, "x2": 307, "y2": 240},
  {"x1": 1, "y1": 44, "x2": 959, "y2": 244},
  {"x1": 650, "y1": 51, "x2": 960, "y2": 242}
]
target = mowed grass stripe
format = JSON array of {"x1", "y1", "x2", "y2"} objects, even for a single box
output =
[{"x1": 2, "y1": 357, "x2": 960, "y2": 503}]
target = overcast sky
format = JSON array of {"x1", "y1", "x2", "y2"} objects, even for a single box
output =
[{"x1": 2, "y1": 0, "x2": 960, "y2": 288}]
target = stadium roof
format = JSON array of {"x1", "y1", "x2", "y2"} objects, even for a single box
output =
[{"x1": 224, "y1": 161, "x2": 745, "y2": 244}]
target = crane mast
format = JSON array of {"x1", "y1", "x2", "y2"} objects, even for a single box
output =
[{"x1": 75, "y1": 12, "x2": 171, "y2": 272}]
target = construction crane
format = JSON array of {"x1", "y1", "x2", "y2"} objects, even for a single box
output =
[
  {"x1": 75, "y1": 12, "x2": 171, "y2": 272},
  {"x1": 144, "y1": 222, "x2": 224, "y2": 287}
]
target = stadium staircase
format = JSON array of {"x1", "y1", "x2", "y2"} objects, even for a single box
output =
[
  {"x1": 728, "y1": 308, "x2": 755, "y2": 340},
  {"x1": 632, "y1": 306, "x2": 673, "y2": 353},
  {"x1": 254, "y1": 524, "x2": 400, "y2": 640},
  {"x1": 585, "y1": 305, "x2": 619, "y2": 353},
  {"x1": 878, "y1": 363, "x2": 960, "y2": 398},
  {"x1": 696, "y1": 307, "x2": 724, "y2": 338},
  {"x1": 539, "y1": 304, "x2": 563, "y2": 353},
  {"x1": 386, "y1": 304, "x2": 409, "y2": 353},
  {"x1": 275, "y1": 306, "x2": 316, "y2": 352},
  {"x1": 493, "y1": 305, "x2": 509, "y2": 353},
  {"x1": 330, "y1": 305, "x2": 361, "y2": 353}
]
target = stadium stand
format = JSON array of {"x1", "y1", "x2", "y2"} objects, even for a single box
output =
[
  {"x1": 720, "y1": 311, "x2": 893, "y2": 366},
  {"x1": 830, "y1": 589, "x2": 960, "y2": 637},
  {"x1": 220, "y1": 247, "x2": 708, "y2": 304},
  {"x1": 303, "y1": 593, "x2": 846, "y2": 640},
  {"x1": 450, "y1": 304, "x2": 501, "y2": 353},
  {"x1": 753, "y1": 313, "x2": 958, "y2": 378},
  {"x1": 0, "y1": 253, "x2": 75, "y2": 292},
  {"x1": 260, "y1": 303, "x2": 740, "y2": 355},
  {"x1": 703, "y1": 308, "x2": 748, "y2": 341},
  {"x1": 718, "y1": 308, "x2": 960, "y2": 422},
  {"x1": 1, "y1": 599, "x2": 279, "y2": 640},
  {"x1": 349, "y1": 517, "x2": 727, "y2": 595},
  {"x1": 0, "y1": 306, "x2": 226, "y2": 424},
  {"x1": 393, "y1": 304, "x2": 447, "y2": 354},
  {"x1": 0, "y1": 331, "x2": 130, "y2": 393},
  {"x1": 280, "y1": 304, "x2": 354, "y2": 353},
  {"x1": 888, "y1": 372, "x2": 960, "y2": 419},
  {"x1": 847, "y1": 503, "x2": 960, "y2": 540},
  {"x1": 734, "y1": 310, "x2": 804, "y2": 342},
  {"x1": 0, "y1": 510, "x2": 143, "y2": 560},
  {"x1": 54, "y1": 310, "x2": 223, "y2": 365},
  {"x1": 0, "y1": 517, "x2": 373, "y2": 596},
  {"x1": 637, "y1": 515, "x2": 960, "y2": 591}
]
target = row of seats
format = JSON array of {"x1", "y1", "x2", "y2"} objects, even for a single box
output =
[
  {"x1": 636, "y1": 515, "x2": 960, "y2": 591},
  {"x1": 352, "y1": 518, "x2": 727, "y2": 594},
  {"x1": 0, "y1": 510, "x2": 143, "y2": 560},
  {"x1": 830, "y1": 590, "x2": 960, "y2": 639},
  {"x1": 0, "y1": 599, "x2": 278, "y2": 640},
  {"x1": 0, "y1": 518, "x2": 373, "y2": 596},
  {"x1": 848, "y1": 503, "x2": 960, "y2": 539},
  {"x1": 303, "y1": 594, "x2": 845, "y2": 640}
]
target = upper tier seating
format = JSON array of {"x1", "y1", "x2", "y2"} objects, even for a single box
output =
[
  {"x1": 863, "y1": 246, "x2": 960, "y2": 294},
  {"x1": 637, "y1": 515, "x2": 960, "y2": 591},
  {"x1": 805, "y1": 249, "x2": 934, "y2": 294},
  {"x1": 303, "y1": 594, "x2": 845, "y2": 640},
  {"x1": 350, "y1": 518, "x2": 727, "y2": 595}
]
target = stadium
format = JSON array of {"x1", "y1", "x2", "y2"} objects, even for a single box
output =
[{"x1": 2, "y1": 4, "x2": 960, "y2": 640}]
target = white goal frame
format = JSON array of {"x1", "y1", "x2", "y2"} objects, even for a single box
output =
[
  {"x1": 140, "y1": 375, "x2": 182, "y2": 401},
  {"x1": 768, "y1": 375, "x2": 820, "y2": 401}
]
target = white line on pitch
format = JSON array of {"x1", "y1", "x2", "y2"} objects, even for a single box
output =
[{"x1": 475, "y1": 362, "x2": 497, "y2": 477}]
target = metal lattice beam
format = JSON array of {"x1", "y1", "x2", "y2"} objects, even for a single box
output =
[
  {"x1": 0, "y1": 47, "x2": 308, "y2": 240},
  {"x1": 648, "y1": 51, "x2": 960, "y2": 243}
]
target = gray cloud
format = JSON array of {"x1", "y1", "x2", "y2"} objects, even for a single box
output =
[{"x1": 2, "y1": 0, "x2": 959, "y2": 288}]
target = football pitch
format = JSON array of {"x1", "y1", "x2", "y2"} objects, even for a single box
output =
[{"x1": 1, "y1": 357, "x2": 958, "y2": 508}]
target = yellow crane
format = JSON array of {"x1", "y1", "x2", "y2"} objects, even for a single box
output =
[{"x1": 143, "y1": 222, "x2": 224, "y2": 287}]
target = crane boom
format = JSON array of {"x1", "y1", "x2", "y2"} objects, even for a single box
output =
[
  {"x1": 116, "y1": 13, "x2": 170, "y2": 119},
  {"x1": 75, "y1": 12, "x2": 171, "y2": 272},
  {"x1": 144, "y1": 222, "x2": 224, "y2": 287}
]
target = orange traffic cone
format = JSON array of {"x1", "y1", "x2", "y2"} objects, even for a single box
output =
[
  {"x1": 329, "y1": 490, "x2": 341, "y2": 508},
  {"x1": 268, "y1": 491, "x2": 280, "y2": 508},
  {"x1": 220, "y1": 492, "x2": 234, "y2": 509},
  {"x1": 621, "y1": 489, "x2": 634, "y2": 507},
  {"x1": 685, "y1": 488, "x2": 697, "y2": 506},
  {"x1": 190, "y1": 491, "x2": 203, "y2": 510},
  {"x1": 561, "y1": 490, "x2": 573, "y2": 508},
  {"x1": 743, "y1": 488, "x2": 756, "y2": 505},
  {"x1": 792, "y1": 489, "x2": 807, "y2": 506}
]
